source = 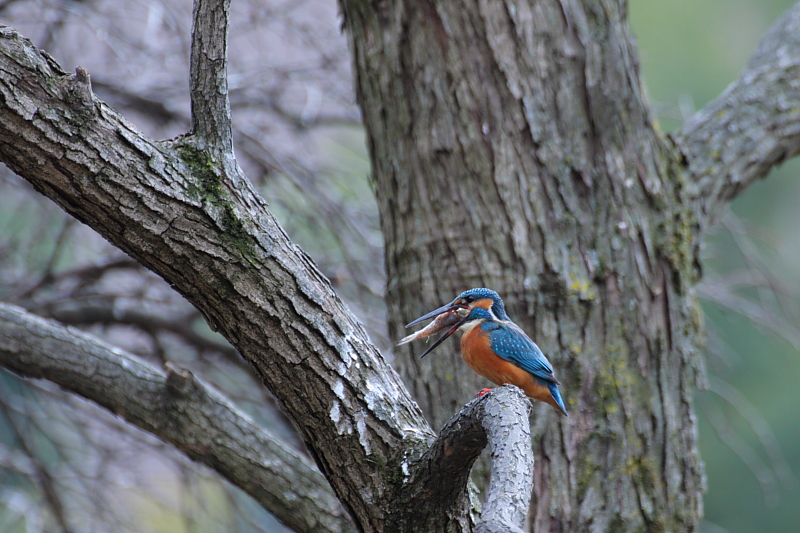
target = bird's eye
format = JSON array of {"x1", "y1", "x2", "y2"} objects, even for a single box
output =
[{"x1": 465, "y1": 295, "x2": 475, "y2": 303}]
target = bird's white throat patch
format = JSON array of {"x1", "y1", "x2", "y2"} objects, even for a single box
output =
[{"x1": 458, "y1": 319, "x2": 484, "y2": 333}]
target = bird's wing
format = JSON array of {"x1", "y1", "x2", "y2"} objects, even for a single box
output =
[{"x1": 482, "y1": 321, "x2": 559, "y2": 384}]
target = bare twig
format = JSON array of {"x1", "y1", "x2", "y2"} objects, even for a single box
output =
[
  {"x1": 0, "y1": 442, "x2": 35, "y2": 476},
  {"x1": 720, "y1": 213, "x2": 799, "y2": 324},
  {"x1": 13, "y1": 258, "x2": 140, "y2": 301},
  {"x1": 708, "y1": 377, "x2": 797, "y2": 494},
  {"x1": 91, "y1": 79, "x2": 188, "y2": 127},
  {"x1": 0, "y1": 394, "x2": 73, "y2": 533},
  {"x1": 37, "y1": 297, "x2": 240, "y2": 360},
  {"x1": 39, "y1": 217, "x2": 74, "y2": 285},
  {"x1": 701, "y1": 401, "x2": 779, "y2": 507},
  {"x1": 698, "y1": 279, "x2": 800, "y2": 354}
]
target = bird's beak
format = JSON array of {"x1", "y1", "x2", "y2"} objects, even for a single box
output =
[
  {"x1": 417, "y1": 318, "x2": 466, "y2": 359},
  {"x1": 405, "y1": 303, "x2": 458, "y2": 328},
  {"x1": 403, "y1": 301, "x2": 470, "y2": 359},
  {"x1": 397, "y1": 308, "x2": 461, "y2": 346}
]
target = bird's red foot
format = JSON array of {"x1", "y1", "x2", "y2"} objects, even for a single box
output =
[{"x1": 476, "y1": 388, "x2": 493, "y2": 397}]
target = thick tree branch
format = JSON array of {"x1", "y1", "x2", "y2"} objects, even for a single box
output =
[
  {"x1": 0, "y1": 303, "x2": 352, "y2": 533},
  {"x1": 675, "y1": 1, "x2": 800, "y2": 224},
  {"x1": 398, "y1": 386, "x2": 534, "y2": 532},
  {"x1": 0, "y1": 25, "x2": 433, "y2": 531},
  {"x1": 476, "y1": 388, "x2": 534, "y2": 533},
  {"x1": 189, "y1": 0, "x2": 233, "y2": 153}
]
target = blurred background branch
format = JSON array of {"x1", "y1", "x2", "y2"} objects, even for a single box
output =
[{"x1": 0, "y1": 303, "x2": 350, "y2": 533}]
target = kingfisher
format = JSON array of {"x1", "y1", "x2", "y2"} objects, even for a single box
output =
[{"x1": 400, "y1": 288, "x2": 568, "y2": 416}]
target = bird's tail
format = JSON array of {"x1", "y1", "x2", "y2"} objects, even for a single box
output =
[{"x1": 548, "y1": 382, "x2": 569, "y2": 417}]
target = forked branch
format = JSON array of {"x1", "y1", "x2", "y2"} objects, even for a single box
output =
[
  {"x1": 0, "y1": 301, "x2": 537, "y2": 532},
  {"x1": 0, "y1": 11, "x2": 537, "y2": 531},
  {"x1": 401, "y1": 386, "x2": 534, "y2": 532}
]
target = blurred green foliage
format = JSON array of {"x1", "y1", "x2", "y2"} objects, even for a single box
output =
[{"x1": 631, "y1": 1, "x2": 800, "y2": 532}]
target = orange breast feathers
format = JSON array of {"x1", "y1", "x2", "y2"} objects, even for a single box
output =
[{"x1": 459, "y1": 324, "x2": 557, "y2": 406}]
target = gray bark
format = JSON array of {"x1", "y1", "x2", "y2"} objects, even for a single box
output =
[
  {"x1": 0, "y1": 303, "x2": 351, "y2": 533},
  {"x1": 0, "y1": 294, "x2": 537, "y2": 532},
  {"x1": 339, "y1": 0, "x2": 800, "y2": 531},
  {"x1": 675, "y1": 3, "x2": 800, "y2": 223},
  {"x1": 0, "y1": 6, "x2": 537, "y2": 529},
  {"x1": 475, "y1": 388, "x2": 533, "y2": 533},
  {"x1": 0, "y1": 19, "x2": 433, "y2": 532},
  {"x1": 395, "y1": 385, "x2": 534, "y2": 532},
  {"x1": 189, "y1": 0, "x2": 234, "y2": 154}
]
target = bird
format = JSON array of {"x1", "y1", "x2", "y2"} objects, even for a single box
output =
[{"x1": 401, "y1": 288, "x2": 568, "y2": 416}]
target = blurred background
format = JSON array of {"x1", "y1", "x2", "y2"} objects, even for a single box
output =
[{"x1": 0, "y1": 0, "x2": 797, "y2": 532}]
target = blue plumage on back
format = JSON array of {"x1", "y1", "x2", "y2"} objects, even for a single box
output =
[{"x1": 481, "y1": 320, "x2": 559, "y2": 384}]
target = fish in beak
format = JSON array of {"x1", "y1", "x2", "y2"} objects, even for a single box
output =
[{"x1": 399, "y1": 303, "x2": 470, "y2": 358}]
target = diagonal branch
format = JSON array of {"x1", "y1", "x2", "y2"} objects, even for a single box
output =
[
  {"x1": 674, "y1": 1, "x2": 800, "y2": 225},
  {"x1": 0, "y1": 303, "x2": 352, "y2": 533},
  {"x1": 38, "y1": 298, "x2": 241, "y2": 361},
  {"x1": 0, "y1": 24, "x2": 433, "y2": 530},
  {"x1": 0, "y1": 9, "x2": 540, "y2": 529}
]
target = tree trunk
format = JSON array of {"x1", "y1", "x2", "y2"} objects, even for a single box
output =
[{"x1": 341, "y1": 0, "x2": 705, "y2": 530}]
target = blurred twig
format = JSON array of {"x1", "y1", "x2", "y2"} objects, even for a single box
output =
[
  {"x1": 698, "y1": 210, "x2": 800, "y2": 508},
  {"x1": 701, "y1": 401, "x2": 779, "y2": 507},
  {"x1": 0, "y1": 389, "x2": 73, "y2": 533},
  {"x1": 708, "y1": 377, "x2": 797, "y2": 494}
]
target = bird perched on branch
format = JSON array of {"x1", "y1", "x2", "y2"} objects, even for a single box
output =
[{"x1": 400, "y1": 288, "x2": 568, "y2": 416}]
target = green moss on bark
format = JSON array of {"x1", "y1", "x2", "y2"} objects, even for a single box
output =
[
  {"x1": 176, "y1": 144, "x2": 254, "y2": 261},
  {"x1": 657, "y1": 209, "x2": 700, "y2": 292}
]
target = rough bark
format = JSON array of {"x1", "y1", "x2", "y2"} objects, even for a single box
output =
[
  {"x1": 397, "y1": 385, "x2": 533, "y2": 533},
  {"x1": 338, "y1": 0, "x2": 800, "y2": 531},
  {"x1": 0, "y1": 16, "x2": 538, "y2": 532},
  {"x1": 2, "y1": 0, "x2": 800, "y2": 528},
  {"x1": 0, "y1": 23, "x2": 432, "y2": 532},
  {"x1": 474, "y1": 388, "x2": 533, "y2": 533},
  {"x1": 0, "y1": 303, "x2": 351, "y2": 533},
  {"x1": 0, "y1": 296, "x2": 537, "y2": 532},
  {"x1": 189, "y1": 0, "x2": 234, "y2": 154}
]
